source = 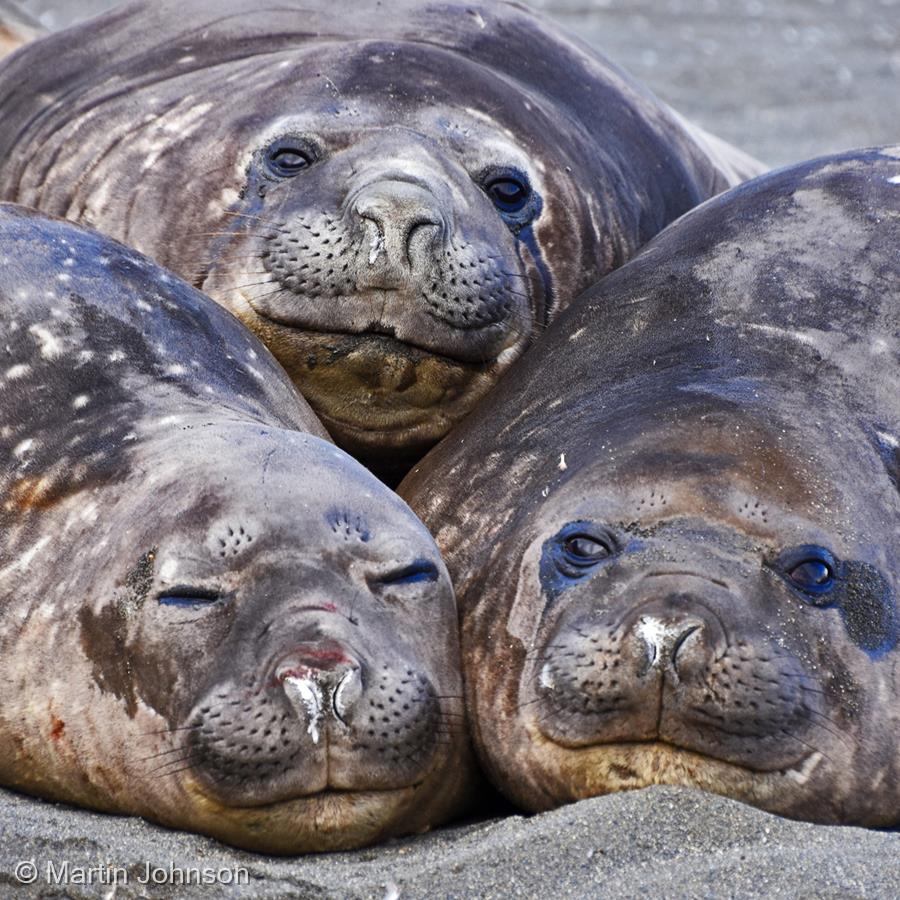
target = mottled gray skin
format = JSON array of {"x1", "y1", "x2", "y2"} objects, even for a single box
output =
[
  {"x1": 0, "y1": 0, "x2": 762, "y2": 479},
  {"x1": 400, "y1": 148, "x2": 900, "y2": 825},
  {"x1": 0, "y1": 204, "x2": 472, "y2": 853}
]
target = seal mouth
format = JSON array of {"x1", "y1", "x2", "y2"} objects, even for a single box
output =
[
  {"x1": 252, "y1": 309, "x2": 509, "y2": 367},
  {"x1": 211, "y1": 780, "x2": 430, "y2": 810},
  {"x1": 542, "y1": 735, "x2": 818, "y2": 779}
]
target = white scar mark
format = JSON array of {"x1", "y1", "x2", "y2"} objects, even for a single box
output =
[
  {"x1": 495, "y1": 346, "x2": 519, "y2": 367},
  {"x1": 745, "y1": 323, "x2": 817, "y2": 346},
  {"x1": 888, "y1": 174, "x2": 900, "y2": 185},
  {"x1": 368, "y1": 231, "x2": 385, "y2": 265},
  {"x1": 284, "y1": 676, "x2": 323, "y2": 743},
  {"x1": 333, "y1": 670, "x2": 355, "y2": 716},
  {"x1": 636, "y1": 617, "x2": 669, "y2": 663},
  {"x1": 539, "y1": 662, "x2": 555, "y2": 690},
  {"x1": 0, "y1": 535, "x2": 50, "y2": 576},
  {"x1": 786, "y1": 751, "x2": 823, "y2": 785},
  {"x1": 28, "y1": 324, "x2": 64, "y2": 359}
]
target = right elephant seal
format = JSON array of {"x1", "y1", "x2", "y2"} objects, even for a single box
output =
[
  {"x1": 0, "y1": 0, "x2": 762, "y2": 477},
  {"x1": 400, "y1": 147, "x2": 900, "y2": 825}
]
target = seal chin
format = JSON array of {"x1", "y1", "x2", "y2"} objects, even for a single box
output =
[
  {"x1": 179, "y1": 776, "x2": 426, "y2": 853},
  {"x1": 238, "y1": 313, "x2": 522, "y2": 472},
  {"x1": 526, "y1": 733, "x2": 827, "y2": 816}
]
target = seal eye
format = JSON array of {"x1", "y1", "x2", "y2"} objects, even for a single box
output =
[
  {"x1": 264, "y1": 139, "x2": 314, "y2": 178},
  {"x1": 776, "y1": 545, "x2": 838, "y2": 602},
  {"x1": 158, "y1": 587, "x2": 222, "y2": 608},
  {"x1": 563, "y1": 534, "x2": 613, "y2": 566},
  {"x1": 376, "y1": 560, "x2": 439, "y2": 588},
  {"x1": 485, "y1": 176, "x2": 531, "y2": 214},
  {"x1": 789, "y1": 560, "x2": 833, "y2": 590}
]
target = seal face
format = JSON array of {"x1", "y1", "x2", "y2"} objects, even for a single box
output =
[
  {"x1": 400, "y1": 148, "x2": 900, "y2": 824},
  {"x1": 0, "y1": 204, "x2": 472, "y2": 852},
  {"x1": 0, "y1": 0, "x2": 763, "y2": 476}
]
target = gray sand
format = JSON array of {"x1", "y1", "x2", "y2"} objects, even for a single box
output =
[
  {"x1": 0, "y1": 1, "x2": 898, "y2": 896},
  {"x1": 2, "y1": 784, "x2": 899, "y2": 898}
]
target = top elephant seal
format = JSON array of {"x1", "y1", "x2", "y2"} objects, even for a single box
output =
[{"x1": 0, "y1": 0, "x2": 762, "y2": 478}]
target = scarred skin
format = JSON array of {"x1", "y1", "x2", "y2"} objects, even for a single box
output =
[
  {"x1": 0, "y1": 204, "x2": 473, "y2": 852},
  {"x1": 0, "y1": 0, "x2": 763, "y2": 478},
  {"x1": 400, "y1": 148, "x2": 900, "y2": 824}
]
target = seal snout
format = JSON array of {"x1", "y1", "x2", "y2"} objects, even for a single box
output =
[
  {"x1": 634, "y1": 612, "x2": 704, "y2": 677},
  {"x1": 353, "y1": 180, "x2": 446, "y2": 273},
  {"x1": 531, "y1": 586, "x2": 826, "y2": 771},
  {"x1": 276, "y1": 644, "x2": 363, "y2": 737}
]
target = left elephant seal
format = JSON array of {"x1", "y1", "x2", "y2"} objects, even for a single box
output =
[{"x1": 0, "y1": 204, "x2": 472, "y2": 853}]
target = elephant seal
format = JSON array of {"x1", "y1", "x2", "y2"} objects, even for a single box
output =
[
  {"x1": 0, "y1": 0, "x2": 763, "y2": 478},
  {"x1": 0, "y1": 204, "x2": 472, "y2": 852},
  {"x1": 400, "y1": 148, "x2": 900, "y2": 825}
]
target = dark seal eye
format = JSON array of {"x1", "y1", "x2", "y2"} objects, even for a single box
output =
[
  {"x1": 776, "y1": 545, "x2": 838, "y2": 603},
  {"x1": 264, "y1": 139, "x2": 314, "y2": 178},
  {"x1": 563, "y1": 534, "x2": 613, "y2": 566},
  {"x1": 158, "y1": 586, "x2": 222, "y2": 609},
  {"x1": 485, "y1": 176, "x2": 531, "y2": 214},
  {"x1": 789, "y1": 560, "x2": 833, "y2": 590},
  {"x1": 540, "y1": 521, "x2": 625, "y2": 600}
]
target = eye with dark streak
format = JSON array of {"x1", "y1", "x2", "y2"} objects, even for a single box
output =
[
  {"x1": 478, "y1": 166, "x2": 540, "y2": 228},
  {"x1": 263, "y1": 137, "x2": 315, "y2": 178},
  {"x1": 485, "y1": 176, "x2": 531, "y2": 214},
  {"x1": 563, "y1": 533, "x2": 614, "y2": 567},
  {"x1": 776, "y1": 545, "x2": 838, "y2": 604}
]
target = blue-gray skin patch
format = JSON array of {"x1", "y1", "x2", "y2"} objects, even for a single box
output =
[
  {"x1": 832, "y1": 562, "x2": 899, "y2": 658},
  {"x1": 538, "y1": 521, "x2": 643, "y2": 604},
  {"x1": 773, "y1": 545, "x2": 899, "y2": 657}
]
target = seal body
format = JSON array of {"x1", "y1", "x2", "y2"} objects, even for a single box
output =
[
  {"x1": 400, "y1": 148, "x2": 900, "y2": 825},
  {"x1": 0, "y1": 0, "x2": 763, "y2": 477},
  {"x1": 0, "y1": 204, "x2": 472, "y2": 852}
]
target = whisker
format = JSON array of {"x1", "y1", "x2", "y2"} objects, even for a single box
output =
[
  {"x1": 139, "y1": 745, "x2": 191, "y2": 763},
  {"x1": 139, "y1": 723, "x2": 201, "y2": 737}
]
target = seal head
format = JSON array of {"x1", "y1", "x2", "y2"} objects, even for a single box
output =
[
  {"x1": 0, "y1": 0, "x2": 763, "y2": 475},
  {"x1": 400, "y1": 148, "x2": 900, "y2": 824}
]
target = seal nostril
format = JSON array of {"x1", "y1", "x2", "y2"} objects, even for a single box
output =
[
  {"x1": 636, "y1": 615, "x2": 706, "y2": 674},
  {"x1": 671, "y1": 625, "x2": 701, "y2": 664}
]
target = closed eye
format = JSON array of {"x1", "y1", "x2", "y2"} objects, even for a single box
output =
[
  {"x1": 376, "y1": 560, "x2": 439, "y2": 588},
  {"x1": 158, "y1": 586, "x2": 222, "y2": 608}
]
